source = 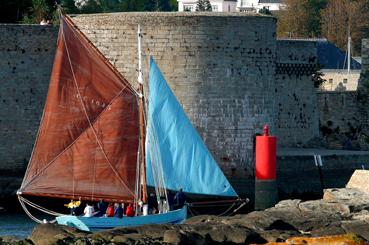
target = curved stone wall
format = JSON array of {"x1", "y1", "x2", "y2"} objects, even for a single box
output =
[
  {"x1": 0, "y1": 24, "x2": 58, "y2": 198},
  {"x1": 71, "y1": 13, "x2": 277, "y2": 191}
]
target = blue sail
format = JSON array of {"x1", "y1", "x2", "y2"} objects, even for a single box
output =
[{"x1": 145, "y1": 58, "x2": 237, "y2": 197}]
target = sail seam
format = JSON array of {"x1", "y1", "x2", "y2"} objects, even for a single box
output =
[{"x1": 21, "y1": 87, "x2": 128, "y2": 191}]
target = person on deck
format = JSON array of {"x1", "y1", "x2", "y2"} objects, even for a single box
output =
[
  {"x1": 126, "y1": 203, "x2": 135, "y2": 217},
  {"x1": 174, "y1": 188, "x2": 186, "y2": 209},
  {"x1": 64, "y1": 198, "x2": 81, "y2": 215},
  {"x1": 147, "y1": 193, "x2": 158, "y2": 214},
  {"x1": 105, "y1": 203, "x2": 114, "y2": 217},
  {"x1": 96, "y1": 199, "x2": 107, "y2": 217},
  {"x1": 167, "y1": 191, "x2": 175, "y2": 211},
  {"x1": 114, "y1": 203, "x2": 123, "y2": 218},
  {"x1": 83, "y1": 202, "x2": 95, "y2": 217}
]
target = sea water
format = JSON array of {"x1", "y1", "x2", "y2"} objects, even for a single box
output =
[{"x1": 0, "y1": 213, "x2": 36, "y2": 239}]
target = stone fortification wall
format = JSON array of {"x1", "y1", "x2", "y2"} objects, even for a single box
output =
[
  {"x1": 0, "y1": 24, "x2": 58, "y2": 196},
  {"x1": 274, "y1": 40, "x2": 319, "y2": 147},
  {"x1": 71, "y1": 12, "x2": 277, "y2": 188},
  {"x1": 317, "y1": 91, "x2": 363, "y2": 149},
  {"x1": 316, "y1": 39, "x2": 369, "y2": 150},
  {"x1": 362, "y1": 39, "x2": 369, "y2": 73}
]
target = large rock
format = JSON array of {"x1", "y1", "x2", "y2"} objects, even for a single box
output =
[
  {"x1": 30, "y1": 223, "x2": 88, "y2": 245},
  {"x1": 346, "y1": 170, "x2": 369, "y2": 192},
  {"x1": 341, "y1": 220, "x2": 369, "y2": 241},
  {"x1": 323, "y1": 188, "x2": 369, "y2": 212}
]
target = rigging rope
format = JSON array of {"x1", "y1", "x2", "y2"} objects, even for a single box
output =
[
  {"x1": 187, "y1": 198, "x2": 248, "y2": 217},
  {"x1": 18, "y1": 196, "x2": 58, "y2": 224},
  {"x1": 19, "y1": 196, "x2": 65, "y2": 216}
]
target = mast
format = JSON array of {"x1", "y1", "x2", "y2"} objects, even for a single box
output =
[
  {"x1": 347, "y1": 36, "x2": 351, "y2": 74},
  {"x1": 137, "y1": 24, "x2": 147, "y2": 205}
]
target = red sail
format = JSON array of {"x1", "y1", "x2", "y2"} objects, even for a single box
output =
[{"x1": 19, "y1": 15, "x2": 139, "y2": 202}]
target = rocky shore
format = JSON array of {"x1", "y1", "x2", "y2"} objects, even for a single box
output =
[{"x1": 1, "y1": 187, "x2": 369, "y2": 245}]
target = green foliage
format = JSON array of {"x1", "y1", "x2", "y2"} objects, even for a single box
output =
[
  {"x1": 305, "y1": 0, "x2": 327, "y2": 37},
  {"x1": 144, "y1": 0, "x2": 172, "y2": 11},
  {"x1": 60, "y1": 0, "x2": 79, "y2": 13},
  {"x1": 277, "y1": 0, "x2": 328, "y2": 38},
  {"x1": 168, "y1": 0, "x2": 177, "y2": 11},
  {"x1": 259, "y1": 7, "x2": 272, "y2": 15},
  {"x1": 1, "y1": 0, "x2": 177, "y2": 22},
  {"x1": 20, "y1": 0, "x2": 56, "y2": 24},
  {"x1": 78, "y1": 0, "x2": 103, "y2": 13},
  {"x1": 196, "y1": 0, "x2": 212, "y2": 11},
  {"x1": 312, "y1": 64, "x2": 326, "y2": 88}
]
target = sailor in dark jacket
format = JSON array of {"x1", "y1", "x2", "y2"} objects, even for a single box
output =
[
  {"x1": 174, "y1": 188, "x2": 186, "y2": 209},
  {"x1": 114, "y1": 203, "x2": 123, "y2": 218}
]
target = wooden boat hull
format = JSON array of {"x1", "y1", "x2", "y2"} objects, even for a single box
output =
[{"x1": 56, "y1": 206, "x2": 187, "y2": 231}]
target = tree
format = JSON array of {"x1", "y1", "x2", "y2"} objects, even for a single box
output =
[
  {"x1": 144, "y1": 0, "x2": 172, "y2": 11},
  {"x1": 196, "y1": 0, "x2": 212, "y2": 11},
  {"x1": 168, "y1": 0, "x2": 177, "y2": 11},
  {"x1": 99, "y1": 0, "x2": 122, "y2": 12},
  {"x1": 276, "y1": 0, "x2": 327, "y2": 38},
  {"x1": 321, "y1": 0, "x2": 369, "y2": 55},
  {"x1": 22, "y1": 0, "x2": 56, "y2": 23},
  {"x1": 60, "y1": 0, "x2": 80, "y2": 14},
  {"x1": 259, "y1": 7, "x2": 272, "y2": 15},
  {"x1": 76, "y1": 0, "x2": 103, "y2": 13}
]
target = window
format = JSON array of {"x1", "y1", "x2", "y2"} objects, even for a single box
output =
[
  {"x1": 212, "y1": 5, "x2": 218, "y2": 11},
  {"x1": 343, "y1": 78, "x2": 348, "y2": 84},
  {"x1": 183, "y1": 5, "x2": 193, "y2": 11},
  {"x1": 228, "y1": 5, "x2": 230, "y2": 12},
  {"x1": 329, "y1": 79, "x2": 333, "y2": 83}
]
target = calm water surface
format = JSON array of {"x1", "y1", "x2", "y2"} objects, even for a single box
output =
[{"x1": 0, "y1": 213, "x2": 36, "y2": 238}]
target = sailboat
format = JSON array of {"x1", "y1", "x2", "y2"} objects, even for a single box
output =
[{"x1": 17, "y1": 13, "x2": 240, "y2": 231}]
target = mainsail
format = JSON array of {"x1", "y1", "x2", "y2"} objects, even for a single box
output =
[
  {"x1": 19, "y1": 15, "x2": 140, "y2": 202},
  {"x1": 146, "y1": 58, "x2": 237, "y2": 197}
]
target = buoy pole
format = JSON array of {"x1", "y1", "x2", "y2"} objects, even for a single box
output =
[{"x1": 255, "y1": 125, "x2": 278, "y2": 210}]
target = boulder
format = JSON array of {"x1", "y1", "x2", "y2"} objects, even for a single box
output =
[
  {"x1": 346, "y1": 170, "x2": 369, "y2": 193},
  {"x1": 163, "y1": 230, "x2": 186, "y2": 245},
  {"x1": 30, "y1": 224, "x2": 88, "y2": 245},
  {"x1": 323, "y1": 188, "x2": 369, "y2": 212},
  {"x1": 341, "y1": 220, "x2": 369, "y2": 241}
]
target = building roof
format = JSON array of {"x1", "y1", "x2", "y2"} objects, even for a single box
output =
[
  {"x1": 316, "y1": 39, "x2": 361, "y2": 70},
  {"x1": 278, "y1": 38, "x2": 361, "y2": 70}
]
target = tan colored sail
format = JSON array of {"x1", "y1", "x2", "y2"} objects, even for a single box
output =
[{"x1": 19, "y1": 15, "x2": 140, "y2": 203}]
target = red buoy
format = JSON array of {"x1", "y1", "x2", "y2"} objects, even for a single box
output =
[{"x1": 255, "y1": 125, "x2": 277, "y2": 180}]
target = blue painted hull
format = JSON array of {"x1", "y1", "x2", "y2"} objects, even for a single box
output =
[{"x1": 56, "y1": 206, "x2": 187, "y2": 231}]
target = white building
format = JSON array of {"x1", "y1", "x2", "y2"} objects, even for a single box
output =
[
  {"x1": 177, "y1": 0, "x2": 284, "y2": 12},
  {"x1": 178, "y1": 0, "x2": 238, "y2": 12},
  {"x1": 238, "y1": 0, "x2": 285, "y2": 12},
  {"x1": 319, "y1": 70, "x2": 361, "y2": 91}
]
